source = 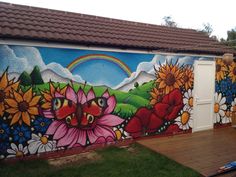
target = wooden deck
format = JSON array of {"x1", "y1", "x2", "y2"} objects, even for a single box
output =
[{"x1": 137, "y1": 127, "x2": 236, "y2": 177}]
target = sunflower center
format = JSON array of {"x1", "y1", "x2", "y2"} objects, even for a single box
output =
[
  {"x1": 233, "y1": 67, "x2": 236, "y2": 75},
  {"x1": 40, "y1": 136, "x2": 48, "y2": 145},
  {"x1": 19, "y1": 132, "x2": 24, "y2": 137},
  {"x1": 0, "y1": 90, "x2": 5, "y2": 103},
  {"x1": 0, "y1": 129, "x2": 4, "y2": 134},
  {"x1": 18, "y1": 101, "x2": 29, "y2": 112},
  {"x1": 216, "y1": 64, "x2": 221, "y2": 72},
  {"x1": 214, "y1": 103, "x2": 220, "y2": 113},
  {"x1": 40, "y1": 122, "x2": 45, "y2": 127},
  {"x1": 188, "y1": 97, "x2": 193, "y2": 107},
  {"x1": 15, "y1": 151, "x2": 23, "y2": 157},
  {"x1": 165, "y1": 73, "x2": 176, "y2": 86},
  {"x1": 181, "y1": 112, "x2": 190, "y2": 125},
  {"x1": 183, "y1": 75, "x2": 189, "y2": 82}
]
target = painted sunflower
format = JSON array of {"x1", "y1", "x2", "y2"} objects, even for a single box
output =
[
  {"x1": 228, "y1": 62, "x2": 236, "y2": 83},
  {"x1": 215, "y1": 58, "x2": 227, "y2": 82},
  {"x1": 41, "y1": 82, "x2": 66, "y2": 109},
  {"x1": 155, "y1": 64, "x2": 183, "y2": 94},
  {"x1": 5, "y1": 88, "x2": 40, "y2": 126},
  {"x1": 150, "y1": 87, "x2": 164, "y2": 105},
  {"x1": 0, "y1": 70, "x2": 19, "y2": 116},
  {"x1": 182, "y1": 66, "x2": 194, "y2": 90}
]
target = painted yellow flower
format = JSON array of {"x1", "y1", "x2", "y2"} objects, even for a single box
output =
[
  {"x1": 155, "y1": 64, "x2": 183, "y2": 94},
  {"x1": 228, "y1": 62, "x2": 236, "y2": 83},
  {"x1": 215, "y1": 58, "x2": 227, "y2": 82},
  {"x1": 41, "y1": 82, "x2": 66, "y2": 109},
  {"x1": 5, "y1": 88, "x2": 40, "y2": 126},
  {"x1": 150, "y1": 88, "x2": 164, "y2": 105},
  {"x1": 182, "y1": 66, "x2": 194, "y2": 90},
  {"x1": 0, "y1": 70, "x2": 19, "y2": 116}
]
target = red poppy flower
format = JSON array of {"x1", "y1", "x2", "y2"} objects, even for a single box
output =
[
  {"x1": 154, "y1": 89, "x2": 183, "y2": 121},
  {"x1": 125, "y1": 107, "x2": 163, "y2": 138}
]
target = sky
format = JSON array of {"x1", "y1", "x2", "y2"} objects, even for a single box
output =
[{"x1": 1, "y1": 0, "x2": 236, "y2": 39}]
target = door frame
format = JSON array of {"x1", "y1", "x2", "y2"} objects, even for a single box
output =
[{"x1": 192, "y1": 60, "x2": 215, "y2": 132}]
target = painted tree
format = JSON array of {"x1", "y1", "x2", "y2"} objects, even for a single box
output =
[
  {"x1": 30, "y1": 66, "x2": 44, "y2": 85},
  {"x1": 19, "y1": 71, "x2": 32, "y2": 86}
]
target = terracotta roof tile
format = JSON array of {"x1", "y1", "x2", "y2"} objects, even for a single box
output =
[{"x1": 0, "y1": 2, "x2": 235, "y2": 55}]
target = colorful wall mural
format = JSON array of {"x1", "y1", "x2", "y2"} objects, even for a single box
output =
[
  {"x1": 0, "y1": 44, "x2": 234, "y2": 160},
  {"x1": 214, "y1": 58, "x2": 236, "y2": 125}
]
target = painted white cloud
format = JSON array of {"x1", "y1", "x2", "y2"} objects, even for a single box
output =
[{"x1": 0, "y1": 45, "x2": 85, "y2": 83}]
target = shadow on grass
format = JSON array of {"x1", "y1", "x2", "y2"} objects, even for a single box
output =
[{"x1": 0, "y1": 144, "x2": 200, "y2": 177}]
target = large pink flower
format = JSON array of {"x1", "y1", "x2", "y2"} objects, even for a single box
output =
[{"x1": 42, "y1": 86, "x2": 124, "y2": 148}]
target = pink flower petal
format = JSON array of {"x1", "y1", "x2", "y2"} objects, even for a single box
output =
[
  {"x1": 72, "y1": 143, "x2": 81, "y2": 148},
  {"x1": 77, "y1": 130, "x2": 87, "y2": 146},
  {"x1": 87, "y1": 130, "x2": 98, "y2": 144},
  {"x1": 95, "y1": 137, "x2": 106, "y2": 144},
  {"x1": 87, "y1": 88, "x2": 95, "y2": 101},
  {"x1": 46, "y1": 120, "x2": 63, "y2": 135},
  {"x1": 55, "y1": 92, "x2": 64, "y2": 98},
  {"x1": 106, "y1": 136, "x2": 115, "y2": 142},
  {"x1": 77, "y1": 89, "x2": 87, "y2": 104},
  {"x1": 97, "y1": 114, "x2": 124, "y2": 127},
  {"x1": 68, "y1": 132, "x2": 80, "y2": 148},
  {"x1": 94, "y1": 125, "x2": 116, "y2": 139},
  {"x1": 104, "y1": 95, "x2": 116, "y2": 114},
  {"x1": 42, "y1": 109, "x2": 54, "y2": 118},
  {"x1": 66, "y1": 86, "x2": 77, "y2": 103},
  {"x1": 102, "y1": 90, "x2": 110, "y2": 98},
  {"x1": 57, "y1": 128, "x2": 78, "y2": 147},
  {"x1": 53, "y1": 123, "x2": 68, "y2": 140}
]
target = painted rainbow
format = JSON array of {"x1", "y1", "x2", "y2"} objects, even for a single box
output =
[{"x1": 67, "y1": 54, "x2": 132, "y2": 77}]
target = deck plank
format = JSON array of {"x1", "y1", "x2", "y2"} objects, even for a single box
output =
[{"x1": 137, "y1": 127, "x2": 236, "y2": 177}]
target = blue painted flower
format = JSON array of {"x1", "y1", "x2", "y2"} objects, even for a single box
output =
[
  {"x1": 220, "y1": 78, "x2": 230, "y2": 92},
  {"x1": 0, "y1": 121, "x2": 11, "y2": 140},
  {"x1": 0, "y1": 141, "x2": 9, "y2": 154},
  {"x1": 225, "y1": 89, "x2": 234, "y2": 104},
  {"x1": 12, "y1": 124, "x2": 31, "y2": 144},
  {"x1": 215, "y1": 82, "x2": 221, "y2": 92},
  {"x1": 32, "y1": 116, "x2": 52, "y2": 133},
  {"x1": 232, "y1": 82, "x2": 236, "y2": 94}
]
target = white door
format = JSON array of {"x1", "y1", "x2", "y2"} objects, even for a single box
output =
[{"x1": 193, "y1": 60, "x2": 215, "y2": 132}]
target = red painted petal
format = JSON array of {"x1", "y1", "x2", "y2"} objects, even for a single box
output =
[
  {"x1": 135, "y1": 107, "x2": 152, "y2": 127},
  {"x1": 168, "y1": 89, "x2": 183, "y2": 105},
  {"x1": 146, "y1": 113, "x2": 163, "y2": 133},
  {"x1": 125, "y1": 116, "x2": 142, "y2": 133},
  {"x1": 162, "y1": 93, "x2": 170, "y2": 104},
  {"x1": 129, "y1": 132, "x2": 143, "y2": 139},
  {"x1": 165, "y1": 124, "x2": 181, "y2": 134},
  {"x1": 166, "y1": 104, "x2": 183, "y2": 120},
  {"x1": 154, "y1": 103, "x2": 169, "y2": 118}
]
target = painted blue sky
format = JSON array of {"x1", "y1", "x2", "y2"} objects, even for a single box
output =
[{"x1": 38, "y1": 47, "x2": 154, "y2": 87}]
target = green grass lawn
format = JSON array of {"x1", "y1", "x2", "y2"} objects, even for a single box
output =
[{"x1": 0, "y1": 144, "x2": 200, "y2": 177}]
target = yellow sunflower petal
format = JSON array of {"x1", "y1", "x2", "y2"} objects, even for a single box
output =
[
  {"x1": 23, "y1": 88, "x2": 33, "y2": 103},
  {"x1": 10, "y1": 111, "x2": 21, "y2": 125},
  {"x1": 0, "y1": 102, "x2": 5, "y2": 116},
  {"x1": 150, "y1": 99, "x2": 157, "y2": 105},
  {"x1": 159, "y1": 81, "x2": 166, "y2": 89},
  {"x1": 5, "y1": 107, "x2": 18, "y2": 114},
  {"x1": 60, "y1": 86, "x2": 67, "y2": 95},
  {"x1": 13, "y1": 90, "x2": 23, "y2": 103},
  {"x1": 42, "y1": 92, "x2": 52, "y2": 102},
  {"x1": 4, "y1": 82, "x2": 19, "y2": 96},
  {"x1": 0, "y1": 71, "x2": 8, "y2": 89},
  {"x1": 5, "y1": 98, "x2": 18, "y2": 108},
  {"x1": 41, "y1": 102, "x2": 51, "y2": 109},
  {"x1": 22, "y1": 112, "x2": 31, "y2": 126},
  {"x1": 28, "y1": 106, "x2": 39, "y2": 115},
  {"x1": 29, "y1": 96, "x2": 41, "y2": 107},
  {"x1": 49, "y1": 82, "x2": 56, "y2": 94},
  {"x1": 159, "y1": 72, "x2": 166, "y2": 79}
]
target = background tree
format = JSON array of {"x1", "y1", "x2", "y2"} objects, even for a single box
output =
[
  {"x1": 162, "y1": 16, "x2": 177, "y2": 27},
  {"x1": 201, "y1": 23, "x2": 213, "y2": 37},
  {"x1": 225, "y1": 28, "x2": 236, "y2": 48}
]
